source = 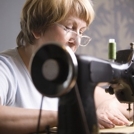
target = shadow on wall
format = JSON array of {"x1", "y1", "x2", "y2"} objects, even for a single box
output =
[{"x1": 76, "y1": 0, "x2": 134, "y2": 60}]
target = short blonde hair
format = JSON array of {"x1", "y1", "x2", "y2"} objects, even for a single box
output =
[{"x1": 16, "y1": 0, "x2": 95, "y2": 46}]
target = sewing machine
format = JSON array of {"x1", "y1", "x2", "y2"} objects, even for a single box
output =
[{"x1": 30, "y1": 42, "x2": 134, "y2": 134}]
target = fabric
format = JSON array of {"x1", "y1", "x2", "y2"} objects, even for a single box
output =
[
  {"x1": 99, "y1": 121, "x2": 134, "y2": 133},
  {"x1": 0, "y1": 48, "x2": 58, "y2": 111}
]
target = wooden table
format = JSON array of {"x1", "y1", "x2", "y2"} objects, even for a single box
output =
[{"x1": 99, "y1": 124, "x2": 134, "y2": 134}]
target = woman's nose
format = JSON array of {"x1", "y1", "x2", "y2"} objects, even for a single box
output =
[{"x1": 68, "y1": 38, "x2": 79, "y2": 52}]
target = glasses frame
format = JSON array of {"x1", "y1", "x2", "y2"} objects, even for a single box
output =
[{"x1": 55, "y1": 23, "x2": 91, "y2": 46}]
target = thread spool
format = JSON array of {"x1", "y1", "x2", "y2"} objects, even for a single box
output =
[{"x1": 108, "y1": 39, "x2": 116, "y2": 61}]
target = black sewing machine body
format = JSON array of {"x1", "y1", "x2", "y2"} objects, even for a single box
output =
[
  {"x1": 106, "y1": 49, "x2": 134, "y2": 103},
  {"x1": 30, "y1": 43, "x2": 134, "y2": 134}
]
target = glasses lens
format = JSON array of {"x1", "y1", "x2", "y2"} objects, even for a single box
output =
[{"x1": 80, "y1": 36, "x2": 91, "y2": 46}]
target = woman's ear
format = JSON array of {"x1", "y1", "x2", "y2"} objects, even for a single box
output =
[{"x1": 32, "y1": 30, "x2": 41, "y2": 39}]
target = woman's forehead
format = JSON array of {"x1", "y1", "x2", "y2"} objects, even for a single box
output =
[{"x1": 61, "y1": 14, "x2": 87, "y2": 27}]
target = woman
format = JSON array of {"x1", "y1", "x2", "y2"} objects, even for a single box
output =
[{"x1": 0, "y1": 0, "x2": 131, "y2": 133}]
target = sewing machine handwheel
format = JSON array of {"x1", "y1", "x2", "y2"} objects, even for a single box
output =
[{"x1": 30, "y1": 43, "x2": 77, "y2": 97}]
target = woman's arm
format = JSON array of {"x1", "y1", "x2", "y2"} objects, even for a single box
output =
[{"x1": 0, "y1": 105, "x2": 57, "y2": 134}]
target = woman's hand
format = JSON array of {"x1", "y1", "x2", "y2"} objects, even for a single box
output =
[{"x1": 96, "y1": 98, "x2": 130, "y2": 129}]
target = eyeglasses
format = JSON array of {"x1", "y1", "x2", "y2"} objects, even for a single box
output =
[{"x1": 55, "y1": 23, "x2": 91, "y2": 46}]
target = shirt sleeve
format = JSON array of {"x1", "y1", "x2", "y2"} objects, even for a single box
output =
[{"x1": 0, "y1": 57, "x2": 17, "y2": 105}]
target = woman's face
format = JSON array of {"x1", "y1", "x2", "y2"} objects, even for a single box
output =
[{"x1": 35, "y1": 15, "x2": 87, "y2": 52}]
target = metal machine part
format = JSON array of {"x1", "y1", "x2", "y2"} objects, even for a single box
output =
[{"x1": 30, "y1": 42, "x2": 77, "y2": 97}]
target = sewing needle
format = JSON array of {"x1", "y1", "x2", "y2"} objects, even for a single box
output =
[{"x1": 127, "y1": 103, "x2": 131, "y2": 121}]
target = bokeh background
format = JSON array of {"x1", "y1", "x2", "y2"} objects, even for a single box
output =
[{"x1": 0, "y1": 0, "x2": 134, "y2": 60}]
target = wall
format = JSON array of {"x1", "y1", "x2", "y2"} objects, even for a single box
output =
[
  {"x1": 77, "y1": 0, "x2": 134, "y2": 59},
  {"x1": 0, "y1": 0, "x2": 134, "y2": 60},
  {"x1": 0, "y1": 0, "x2": 24, "y2": 51}
]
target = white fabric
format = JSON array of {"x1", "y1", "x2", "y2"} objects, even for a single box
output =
[{"x1": 0, "y1": 48, "x2": 58, "y2": 111}]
